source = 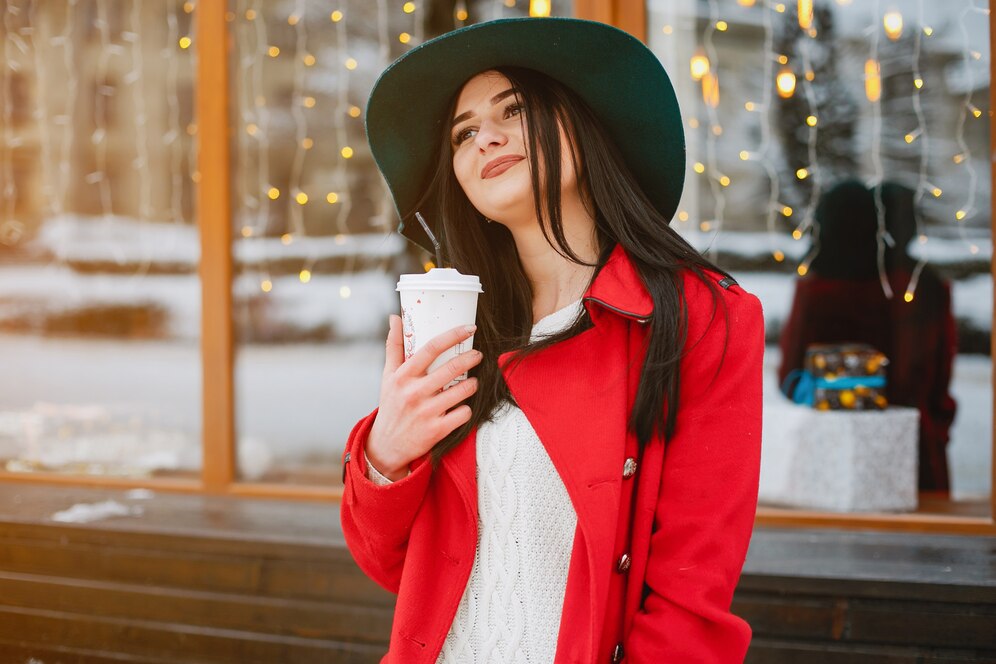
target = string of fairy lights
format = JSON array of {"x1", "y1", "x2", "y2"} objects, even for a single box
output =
[{"x1": 659, "y1": 0, "x2": 990, "y2": 301}]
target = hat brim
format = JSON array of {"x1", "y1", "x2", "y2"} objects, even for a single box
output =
[{"x1": 365, "y1": 17, "x2": 685, "y2": 253}]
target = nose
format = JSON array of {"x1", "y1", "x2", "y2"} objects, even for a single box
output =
[{"x1": 474, "y1": 119, "x2": 507, "y2": 152}]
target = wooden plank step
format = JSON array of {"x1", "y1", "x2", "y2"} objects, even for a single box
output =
[
  {"x1": 0, "y1": 606, "x2": 385, "y2": 664},
  {"x1": 0, "y1": 571, "x2": 393, "y2": 645},
  {"x1": 746, "y1": 637, "x2": 996, "y2": 664},
  {"x1": 0, "y1": 529, "x2": 393, "y2": 606}
]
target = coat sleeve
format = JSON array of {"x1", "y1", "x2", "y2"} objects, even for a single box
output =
[
  {"x1": 339, "y1": 409, "x2": 434, "y2": 594},
  {"x1": 627, "y1": 280, "x2": 764, "y2": 663}
]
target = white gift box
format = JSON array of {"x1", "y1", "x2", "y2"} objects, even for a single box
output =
[{"x1": 760, "y1": 400, "x2": 920, "y2": 512}]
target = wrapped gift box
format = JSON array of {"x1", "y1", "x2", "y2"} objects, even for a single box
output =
[
  {"x1": 787, "y1": 343, "x2": 889, "y2": 410},
  {"x1": 759, "y1": 400, "x2": 919, "y2": 512}
]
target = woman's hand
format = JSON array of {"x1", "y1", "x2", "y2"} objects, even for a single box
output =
[{"x1": 365, "y1": 315, "x2": 482, "y2": 480}]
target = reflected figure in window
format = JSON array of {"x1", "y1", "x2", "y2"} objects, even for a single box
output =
[{"x1": 778, "y1": 180, "x2": 958, "y2": 493}]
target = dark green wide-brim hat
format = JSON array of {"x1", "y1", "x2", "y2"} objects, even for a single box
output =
[{"x1": 365, "y1": 17, "x2": 685, "y2": 253}]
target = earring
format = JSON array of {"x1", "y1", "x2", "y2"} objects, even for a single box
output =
[{"x1": 484, "y1": 217, "x2": 493, "y2": 224}]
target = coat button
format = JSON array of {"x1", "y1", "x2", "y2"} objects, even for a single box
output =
[
  {"x1": 616, "y1": 553, "x2": 631, "y2": 573},
  {"x1": 622, "y1": 457, "x2": 637, "y2": 479},
  {"x1": 611, "y1": 643, "x2": 625, "y2": 662}
]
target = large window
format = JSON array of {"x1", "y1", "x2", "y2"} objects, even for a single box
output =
[
  {"x1": 2, "y1": 0, "x2": 993, "y2": 533},
  {"x1": 648, "y1": 0, "x2": 992, "y2": 527},
  {"x1": 0, "y1": 0, "x2": 201, "y2": 482}
]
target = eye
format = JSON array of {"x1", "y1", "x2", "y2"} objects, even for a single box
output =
[
  {"x1": 453, "y1": 126, "x2": 477, "y2": 145},
  {"x1": 504, "y1": 102, "x2": 524, "y2": 119}
]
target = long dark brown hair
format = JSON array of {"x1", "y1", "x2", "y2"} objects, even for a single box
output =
[{"x1": 412, "y1": 66, "x2": 730, "y2": 464}]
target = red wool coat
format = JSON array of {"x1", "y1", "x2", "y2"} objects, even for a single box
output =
[{"x1": 340, "y1": 246, "x2": 764, "y2": 663}]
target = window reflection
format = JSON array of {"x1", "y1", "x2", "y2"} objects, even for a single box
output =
[
  {"x1": 0, "y1": 1, "x2": 201, "y2": 479},
  {"x1": 647, "y1": 0, "x2": 991, "y2": 514},
  {"x1": 229, "y1": 0, "x2": 575, "y2": 484}
]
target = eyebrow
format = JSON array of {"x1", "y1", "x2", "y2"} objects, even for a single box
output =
[{"x1": 450, "y1": 88, "x2": 518, "y2": 129}]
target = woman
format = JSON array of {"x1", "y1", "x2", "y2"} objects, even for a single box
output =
[{"x1": 340, "y1": 17, "x2": 764, "y2": 663}]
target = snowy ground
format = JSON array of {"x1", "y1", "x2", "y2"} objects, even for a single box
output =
[{"x1": 0, "y1": 333, "x2": 990, "y2": 499}]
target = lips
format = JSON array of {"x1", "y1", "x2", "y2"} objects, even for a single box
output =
[{"x1": 481, "y1": 155, "x2": 524, "y2": 179}]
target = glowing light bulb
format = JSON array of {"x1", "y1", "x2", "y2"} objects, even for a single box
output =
[
  {"x1": 340, "y1": 286, "x2": 352, "y2": 298},
  {"x1": 261, "y1": 279, "x2": 273, "y2": 293},
  {"x1": 805, "y1": 70, "x2": 815, "y2": 81},
  {"x1": 326, "y1": 192, "x2": 339, "y2": 204},
  {"x1": 345, "y1": 58, "x2": 358, "y2": 70},
  {"x1": 773, "y1": 250, "x2": 786, "y2": 262},
  {"x1": 178, "y1": 36, "x2": 192, "y2": 49},
  {"x1": 693, "y1": 162, "x2": 706, "y2": 174},
  {"x1": 662, "y1": 25, "x2": 674, "y2": 35},
  {"x1": 775, "y1": 3, "x2": 786, "y2": 13},
  {"x1": 953, "y1": 153, "x2": 965, "y2": 164},
  {"x1": 955, "y1": 209, "x2": 967, "y2": 220},
  {"x1": 295, "y1": 192, "x2": 309, "y2": 205},
  {"x1": 883, "y1": 11, "x2": 903, "y2": 41},
  {"x1": 798, "y1": 0, "x2": 813, "y2": 30},
  {"x1": 330, "y1": 10, "x2": 343, "y2": 22},
  {"x1": 267, "y1": 187, "x2": 280, "y2": 200},
  {"x1": 245, "y1": 9, "x2": 256, "y2": 20},
  {"x1": 796, "y1": 167, "x2": 809, "y2": 180},
  {"x1": 903, "y1": 291, "x2": 914, "y2": 302},
  {"x1": 529, "y1": 0, "x2": 551, "y2": 16},
  {"x1": 348, "y1": 106, "x2": 362, "y2": 118},
  {"x1": 797, "y1": 263, "x2": 809, "y2": 276},
  {"x1": 745, "y1": 101, "x2": 756, "y2": 111},
  {"x1": 865, "y1": 59, "x2": 881, "y2": 102},
  {"x1": 690, "y1": 51, "x2": 710, "y2": 81},
  {"x1": 281, "y1": 233, "x2": 293, "y2": 245},
  {"x1": 456, "y1": 8, "x2": 468, "y2": 20},
  {"x1": 399, "y1": 32, "x2": 411, "y2": 44},
  {"x1": 341, "y1": 146, "x2": 354, "y2": 159},
  {"x1": 268, "y1": 46, "x2": 280, "y2": 57},
  {"x1": 700, "y1": 221, "x2": 712, "y2": 232},
  {"x1": 716, "y1": 21, "x2": 728, "y2": 31},
  {"x1": 922, "y1": 26, "x2": 933, "y2": 36},
  {"x1": 403, "y1": 2, "x2": 416, "y2": 13},
  {"x1": 782, "y1": 206, "x2": 793, "y2": 216},
  {"x1": 719, "y1": 175, "x2": 731, "y2": 187},
  {"x1": 739, "y1": 150, "x2": 750, "y2": 161},
  {"x1": 301, "y1": 138, "x2": 313, "y2": 149},
  {"x1": 299, "y1": 270, "x2": 311, "y2": 283},
  {"x1": 702, "y1": 73, "x2": 720, "y2": 108},
  {"x1": 777, "y1": 54, "x2": 789, "y2": 65},
  {"x1": 677, "y1": 210, "x2": 689, "y2": 222},
  {"x1": 792, "y1": 229, "x2": 803, "y2": 240},
  {"x1": 738, "y1": 0, "x2": 756, "y2": 5},
  {"x1": 183, "y1": 2, "x2": 195, "y2": 12},
  {"x1": 288, "y1": 13, "x2": 300, "y2": 26},
  {"x1": 776, "y1": 67, "x2": 797, "y2": 98},
  {"x1": 246, "y1": 123, "x2": 258, "y2": 136},
  {"x1": 711, "y1": 124, "x2": 723, "y2": 136},
  {"x1": 806, "y1": 115, "x2": 818, "y2": 126},
  {"x1": 303, "y1": 96, "x2": 316, "y2": 108},
  {"x1": 303, "y1": 54, "x2": 316, "y2": 66},
  {"x1": 931, "y1": 187, "x2": 942, "y2": 197},
  {"x1": 241, "y1": 226, "x2": 253, "y2": 238},
  {"x1": 914, "y1": 78, "x2": 923, "y2": 89}
]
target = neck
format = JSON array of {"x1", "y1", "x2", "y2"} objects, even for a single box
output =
[{"x1": 506, "y1": 198, "x2": 599, "y2": 322}]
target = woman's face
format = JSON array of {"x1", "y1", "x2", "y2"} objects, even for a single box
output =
[{"x1": 450, "y1": 71, "x2": 578, "y2": 226}]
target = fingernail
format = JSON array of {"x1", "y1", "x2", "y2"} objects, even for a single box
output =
[{"x1": 465, "y1": 325, "x2": 477, "y2": 334}]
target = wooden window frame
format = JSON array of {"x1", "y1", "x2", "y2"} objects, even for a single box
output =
[{"x1": 1, "y1": 0, "x2": 993, "y2": 535}]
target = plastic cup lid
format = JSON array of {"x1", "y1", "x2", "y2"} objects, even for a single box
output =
[{"x1": 397, "y1": 268, "x2": 483, "y2": 293}]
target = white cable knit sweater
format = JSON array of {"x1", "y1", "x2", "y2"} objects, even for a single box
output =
[
  {"x1": 437, "y1": 300, "x2": 581, "y2": 663},
  {"x1": 367, "y1": 300, "x2": 582, "y2": 663}
]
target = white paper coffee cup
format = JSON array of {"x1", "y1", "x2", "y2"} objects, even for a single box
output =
[{"x1": 397, "y1": 268, "x2": 483, "y2": 387}]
